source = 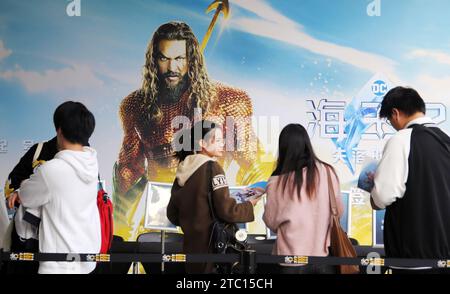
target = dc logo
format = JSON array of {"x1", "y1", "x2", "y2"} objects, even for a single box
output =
[{"x1": 372, "y1": 80, "x2": 388, "y2": 96}]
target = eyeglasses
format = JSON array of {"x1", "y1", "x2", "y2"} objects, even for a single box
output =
[{"x1": 381, "y1": 117, "x2": 392, "y2": 126}]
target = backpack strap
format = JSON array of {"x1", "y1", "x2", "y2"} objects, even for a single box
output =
[
  {"x1": 324, "y1": 165, "x2": 337, "y2": 252},
  {"x1": 326, "y1": 166, "x2": 339, "y2": 217},
  {"x1": 98, "y1": 174, "x2": 104, "y2": 190},
  {"x1": 206, "y1": 161, "x2": 218, "y2": 221},
  {"x1": 97, "y1": 174, "x2": 109, "y2": 203},
  {"x1": 32, "y1": 142, "x2": 44, "y2": 169}
]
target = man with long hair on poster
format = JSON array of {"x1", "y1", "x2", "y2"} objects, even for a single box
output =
[{"x1": 113, "y1": 22, "x2": 271, "y2": 240}]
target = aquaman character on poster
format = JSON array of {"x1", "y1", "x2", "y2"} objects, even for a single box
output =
[{"x1": 113, "y1": 21, "x2": 273, "y2": 240}]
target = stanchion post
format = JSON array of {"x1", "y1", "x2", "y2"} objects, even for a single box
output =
[
  {"x1": 132, "y1": 261, "x2": 139, "y2": 274},
  {"x1": 161, "y1": 230, "x2": 166, "y2": 273},
  {"x1": 241, "y1": 249, "x2": 256, "y2": 274}
]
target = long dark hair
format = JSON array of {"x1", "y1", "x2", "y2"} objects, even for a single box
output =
[
  {"x1": 174, "y1": 120, "x2": 219, "y2": 161},
  {"x1": 142, "y1": 21, "x2": 215, "y2": 122},
  {"x1": 272, "y1": 124, "x2": 336, "y2": 199}
]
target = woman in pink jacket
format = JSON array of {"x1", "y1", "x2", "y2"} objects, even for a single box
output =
[{"x1": 263, "y1": 124, "x2": 344, "y2": 274}]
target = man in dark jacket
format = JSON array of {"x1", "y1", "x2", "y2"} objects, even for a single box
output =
[
  {"x1": 4, "y1": 136, "x2": 58, "y2": 273},
  {"x1": 6, "y1": 137, "x2": 58, "y2": 209}
]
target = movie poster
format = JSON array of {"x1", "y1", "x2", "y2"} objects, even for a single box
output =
[{"x1": 2, "y1": 0, "x2": 450, "y2": 245}]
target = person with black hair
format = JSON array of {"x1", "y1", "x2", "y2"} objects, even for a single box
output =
[
  {"x1": 16, "y1": 101, "x2": 101, "y2": 274},
  {"x1": 6, "y1": 101, "x2": 93, "y2": 209},
  {"x1": 3, "y1": 104, "x2": 71, "y2": 273},
  {"x1": 263, "y1": 124, "x2": 343, "y2": 274},
  {"x1": 167, "y1": 120, "x2": 259, "y2": 274},
  {"x1": 371, "y1": 86, "x2": 450, "y2": 274},
  {"x1": 3, "y1": 137, "x2": 58, "y2": 274}
]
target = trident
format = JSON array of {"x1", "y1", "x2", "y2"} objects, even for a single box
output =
[{"x1": 200, "y1": 0, "x2": 230, "y2": 52}]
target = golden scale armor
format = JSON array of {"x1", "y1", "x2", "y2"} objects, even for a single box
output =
[{"x1": 113, "y1": 82, "x2": 274, "y2": 240}]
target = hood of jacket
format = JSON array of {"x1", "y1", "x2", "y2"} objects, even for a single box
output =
[
  {"x1": 55, "y1": 147, "x2": 99, "y2": 184},
  {"x1": 175, "y1": 154, "x2": 215, "y2": 187}
]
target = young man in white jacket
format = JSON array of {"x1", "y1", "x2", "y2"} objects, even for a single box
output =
[{"x1": 18, "y1": 101, "x2": 101, "y2": 274}]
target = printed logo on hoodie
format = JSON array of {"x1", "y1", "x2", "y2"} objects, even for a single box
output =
[{"x1": 212, "y1": 174, "x2": 228, "y2": 191}]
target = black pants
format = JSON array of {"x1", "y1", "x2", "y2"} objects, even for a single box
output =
[
  {"x1": 6, "y1": 226, "x2": 39, "y2": 274},
  {"x1": 279, "y1": 264, "x2": 337, "y2": 274}
]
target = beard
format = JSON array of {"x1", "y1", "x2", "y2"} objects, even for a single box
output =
[{"x1": 158, "y1": 72, "x2": 189, "y2": 104}]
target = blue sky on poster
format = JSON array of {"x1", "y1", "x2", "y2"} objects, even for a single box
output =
[{"x1": 1, "y1": 0, "x2": 450, "y2": 188}]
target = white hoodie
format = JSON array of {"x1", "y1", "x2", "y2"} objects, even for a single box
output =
[{"x1": 19, "y1": 147, "x2": 101, "y2": 274}]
